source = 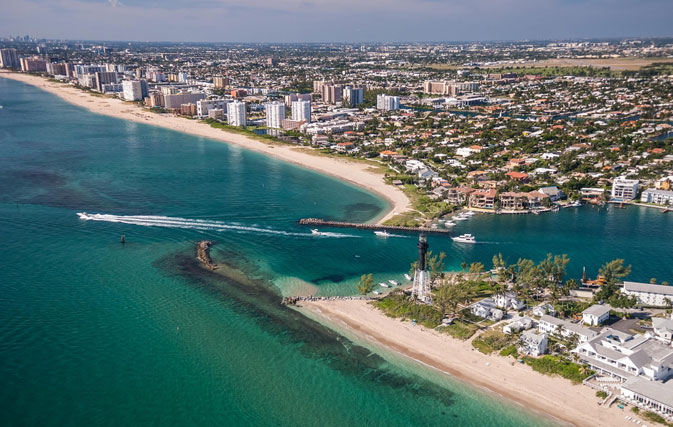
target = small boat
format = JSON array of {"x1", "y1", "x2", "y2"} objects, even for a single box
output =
[
  {"x1": 404, "y1": 273, "x2": 412, "y2": 281},
  {"x1": 445, "y1": 221, "x2": 457, "y2": 227},
  {"x1": 389, "y1": 280, "x2": 399, "y2": 286},
  {"x1": 311, "y1": 229, "x2": 320, "y2": 235},
  {"x1": 374, "y1": 230, "x2": 390, "y2": 237},
  {"x1": 77, "y1": 212, "x2": 88, "y2": 219},
  {"x1": 379, "y1": 282, "x2": 389, "y2": 288},
  {"x1": 566, "y1": 201, "x2": 582, "y2": 207},
  {"x1": 452, "y1": 233, "x2": 476, "y2": 244},
  {"x1": 463, "y1": 210, "x2": 475, "y2": 216},
  {"x1": 373, "y1": 290, "x2": 381, "y2": 295},
  {"x1": 454, "y1": 215, "x2": 469, "y2": 221}
]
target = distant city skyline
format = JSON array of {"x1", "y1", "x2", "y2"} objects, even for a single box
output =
[{"x1": 1, "y1": 0, "x2": 671, "y2": 43}]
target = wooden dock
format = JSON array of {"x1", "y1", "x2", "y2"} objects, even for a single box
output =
[{"x1": 297, "y1": 218, "x2": 453, "y2": 234}]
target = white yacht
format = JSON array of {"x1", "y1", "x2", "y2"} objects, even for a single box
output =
[
  {"x1": 389, "y1": 280, "x2": 399, "y2": 286},
  {"x1": 452, "y1": 233, "x2": 476, "y2": 244},
  {"x1": 444, "y1": 221, "x2": 457, "y2": 227},
  {"x1": 374, "y1": 230, "x2": 390, "y2": 237},
  {"x1": 454, "y1": 215, "x2": 469, "y2": 221},
  {"x1": 379, "y1": 282, "x2": 389, "y2": 288},
  {"x1": 404, "y1": 274, "x2": 412, "y2": 281}
]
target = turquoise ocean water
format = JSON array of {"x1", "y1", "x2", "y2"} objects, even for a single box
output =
[{"x1": 0, "y1": 77, "x2": 670, "y2": 426}]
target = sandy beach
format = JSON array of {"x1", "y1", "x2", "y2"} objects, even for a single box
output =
[
  {"x1": 0, "y1": 71, "x2": 410, "y2": 224},
  {"x1": 298, "y1": 299, "x2": 637, "y2": 427}
]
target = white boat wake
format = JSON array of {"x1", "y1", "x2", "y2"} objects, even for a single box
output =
[{"x1": 76, "y1": 213, "x2": 360, "y2": 238}]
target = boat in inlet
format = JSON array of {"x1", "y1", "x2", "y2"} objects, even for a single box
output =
[
  {"x1": 379, "y1": 282, "x2": 389, "y2": 288},
  {"x1": 374, "y1": 230, "x2": 390, "y2": 237},
  {"x1": 404, "y1": 273, "x2": 412, "y2": 281},
  {"x1": 388, "y1": 280, "x2": 399, "y2": 286},
  {"x1": 452, "y1": 233, "x2": 477, "y2": 244}
]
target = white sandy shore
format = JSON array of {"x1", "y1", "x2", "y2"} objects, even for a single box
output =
[
  {"x1": 298, "y1": 299, "x2": 637, "y2": 427},
  {"x1": 0, "y1": 71, "x2": 410, "y2": 224}
]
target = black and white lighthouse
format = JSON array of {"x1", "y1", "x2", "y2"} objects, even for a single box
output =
[{"x1": 411, "y1": 234, "x2": 432, "y2": 304}]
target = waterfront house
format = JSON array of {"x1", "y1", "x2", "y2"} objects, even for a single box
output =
[
  {"x1": 470, "y1": 298, "x2": 504, "y2": 321},
  {"x1": 621, "y1": 281, "x2": 673, "y2": 307},
  {"x1": 469, "y1": 189, "x2": 497, "y2": 209},
  {"x1": 538, "y1": 315, "x2": 597, "y2": 343},
  {"x1": 445, "y1": 186, "x2": 475, "y2": 205},
  {"x1": 641, "y1": 188, "x2": 673, "y2": 206},
  {"x1": 538, "y1": 186, "x2": 564, "y2": 202},
  {"x1": 504, "y1": 316, "x2": 534, "y2": 334},
  {"x1": 611, "y1": 176, "x2": 640, "y2": 201},
  {"x1": 498, "y1": 192, "x2": 528, "y2": 211},
  {"x1": 574, "y1": 328, "x2": 673, "y2": 382},
  {"x1": 582, "y1": 304, "x2": 611, "y2": 326},
  {"x1": 519, "y1": 330, "x2": 548, "y2": 356},
  {"x1": 621, "y1": 377, "x2": 673, "y2": 421},
  {"x1": 494, "y1": 292, "x2": 525, "y2": 311}
]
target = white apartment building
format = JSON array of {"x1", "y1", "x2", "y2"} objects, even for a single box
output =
[
  {"x1": 342, "y1": 86, "x2": 364, "y2": 107},
  {"x1": 376, "y1": 94, "x2": 400, "y2": 111},
  {"x1": 291, "y1": 100, "x2": 311, "y2": 123},
  {"x1": 641, "y1": 189, "x2": 673, "y2": 206},
  {"x1": 622, "y1": 281, "x2": 673, "y2": 307},
  {"x1": 611, "y1": 176, "x2": 639, "y2": 201},
  {"x1": 122, "y1": 80, "x2": 143, "y2": 101},
  {"x1": 582, "y1": 304, "x2": 611, "y2": 326},
  {"x1": 265, "y1": 101, "x2": 286, "y2": 129},
  {"x1": 227, "y1": 101, "x2": 246, "y2": 127}
]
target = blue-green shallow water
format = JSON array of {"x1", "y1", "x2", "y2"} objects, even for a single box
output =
[{"x1": 0, "y1": 78, "x2": 555, "y2": 426}]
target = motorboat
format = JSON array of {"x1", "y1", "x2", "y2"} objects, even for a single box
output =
[
  {"x1": 454, "y1": 215, "x2": 469, "y2": 221},
  {"x1": 389, "y1": 280, "x2": 399, "y2": 286},
  {"x1": 444, "y1": 221, "x2": 457, "y2": 227},
  {"x1": 379, "y1": 282, "x2": 389, "y2": 288},
  {"x1": 311, "y1": 229, "x2": 320, "y2": 235},
  {"x1": 463, "y1": 210, "x2": 476, "y2": 216},
  {"x1": 452, "y1": 233, "x2": 476, "y2": 244},
  {"x1": 374, "y1": 230, "x2": 390, "y2": 237},
  {"x1": 404, "y1": 274, "x2": 412, "y2": 281}
]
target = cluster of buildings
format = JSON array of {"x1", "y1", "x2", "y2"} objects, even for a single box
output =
[{"x1": 467, "y1": 278, "x2": 673, "y2": 420}]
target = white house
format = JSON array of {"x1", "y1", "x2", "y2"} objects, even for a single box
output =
[
  {"x1": 470, "y1": 298, "x2": 504, "y2": 321},
  {"x1": 582, "y1": 304, "x2": 611, "y2": 326},
  {"x1": 519, "y1": 330, "x2": 548, "y2": 356},
  {"x1": 622, "y1": 281, "x2": 673, "y2": 307},
  {"x1": 494, "y1": 292, "x2": 525, "y2": 311},
  {"x1": 538, "y1": 314, "x2": 597, "y2": 343},
  {"x1": 532, "y1": 303, "x2": 556, "y2": 317},
  {"x1": 621, "y1": 377, "x2": 673, "y2": 421},
  {"x1": 611, "y1": 176, "x2": 639, "y2": 201},
  {"x1": 504, "y1": 316, "x2": 534, "y2": 334},
  {"x1": 653, "y1": 316, "x2": 673, "y2": 344},
  {"x1": 574, "y1": 328, "x2": 673, "y2": 382}
]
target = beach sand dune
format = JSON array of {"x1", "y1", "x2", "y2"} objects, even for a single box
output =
[{"x1": 0, "y1": 71, "x2": 410, "y2": 224}]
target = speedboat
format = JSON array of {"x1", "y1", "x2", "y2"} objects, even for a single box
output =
[
  {"x1": 373, "y1": 290, "x2": 381, "y2": 295},
  {"x1": 404, "y1": 273, "x2": 412, "y2": 281},
  {"x1": 445, "y1": 221, "x2": 457, "y2": 227},
  {"x1": 374, "y1": 230, "x2": 390, "y2": 237},
  {"x1": 379, "y1": 282, "x2": 389, "y2": 288},
  {"x1": 452, "y1": 233, "x2": 476, "y2": 244},
  {"x1": 454, "y1": 215, "x2": 469, "y2": 221},
  {"x1": 463, "y1": 211, "x2": 475, "y2": 216},
  {"x1": 389, "y1": 280, "x2": 399, "y2": 286},
  {"x1": 77, "y1": 212, "x2": 88, "y2": 219},
  {"x1": 311, "y1": 229, "x2": 320, "y2": 235}
]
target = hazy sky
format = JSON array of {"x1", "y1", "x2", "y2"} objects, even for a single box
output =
[{"x1": 1, "y1": 0, "x2": 671, "y2": 42}]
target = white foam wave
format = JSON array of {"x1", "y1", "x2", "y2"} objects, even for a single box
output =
[{"x1": 76, "y1": 212, "x2": 359, "y2": 238}]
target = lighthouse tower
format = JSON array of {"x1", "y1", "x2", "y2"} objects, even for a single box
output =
[{"x1": 411, "y1": 234, "x2": 432, "y2": 304}]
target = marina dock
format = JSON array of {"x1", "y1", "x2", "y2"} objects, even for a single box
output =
[{"x1": 297, "y1": 218, "x2": 453, "y2": 234}]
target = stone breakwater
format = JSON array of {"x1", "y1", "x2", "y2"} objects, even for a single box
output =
[
  {"x1": 282, "y1": 295, "x2": 376, "y2": 305},
  {"x1": 196, "y1": 240, "x2": 218, "y2": 270},
  {"x1": 298, "y1": 218, "x2": 452, "y2": 234}
]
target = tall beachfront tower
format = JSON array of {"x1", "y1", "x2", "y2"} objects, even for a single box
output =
[{"x1": 412, "y1": 234, "x2": 432, "y2": 304}]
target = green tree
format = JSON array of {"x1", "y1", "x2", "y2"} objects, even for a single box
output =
[
  {"x1": 598, "y1": 259, "x2": 632, "y2": 284},
  {"x1": 426, "y1": 251, "x2": 447, "y2": 285},
  {"x1": 469, "y1": 262, "x2": 485, "y2": 275},
  {"x1": 357, "y1": 273, "x2": 375, "y2": 295}
]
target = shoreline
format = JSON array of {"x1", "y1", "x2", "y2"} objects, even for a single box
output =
[
  {"x1": 0, "y1": 71, "x2": 410, "y2": 224},
  {"x1": 297, "y1": 299, "x2": 635, "y2": 427}
]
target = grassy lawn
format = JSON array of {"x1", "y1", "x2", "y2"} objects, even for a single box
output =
[
  {"x1": 522, "y1": 355, "x2": 593, "y2": 384},
  {"x1": 372, "y1": 293, "x2": 443, "y2": 328},
  {"x1": 437, "y1": 320, "x2": 479, "y2": 340},
  {"x1": 471, "y1": 330, "x2": 516, "y2": 354}
]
